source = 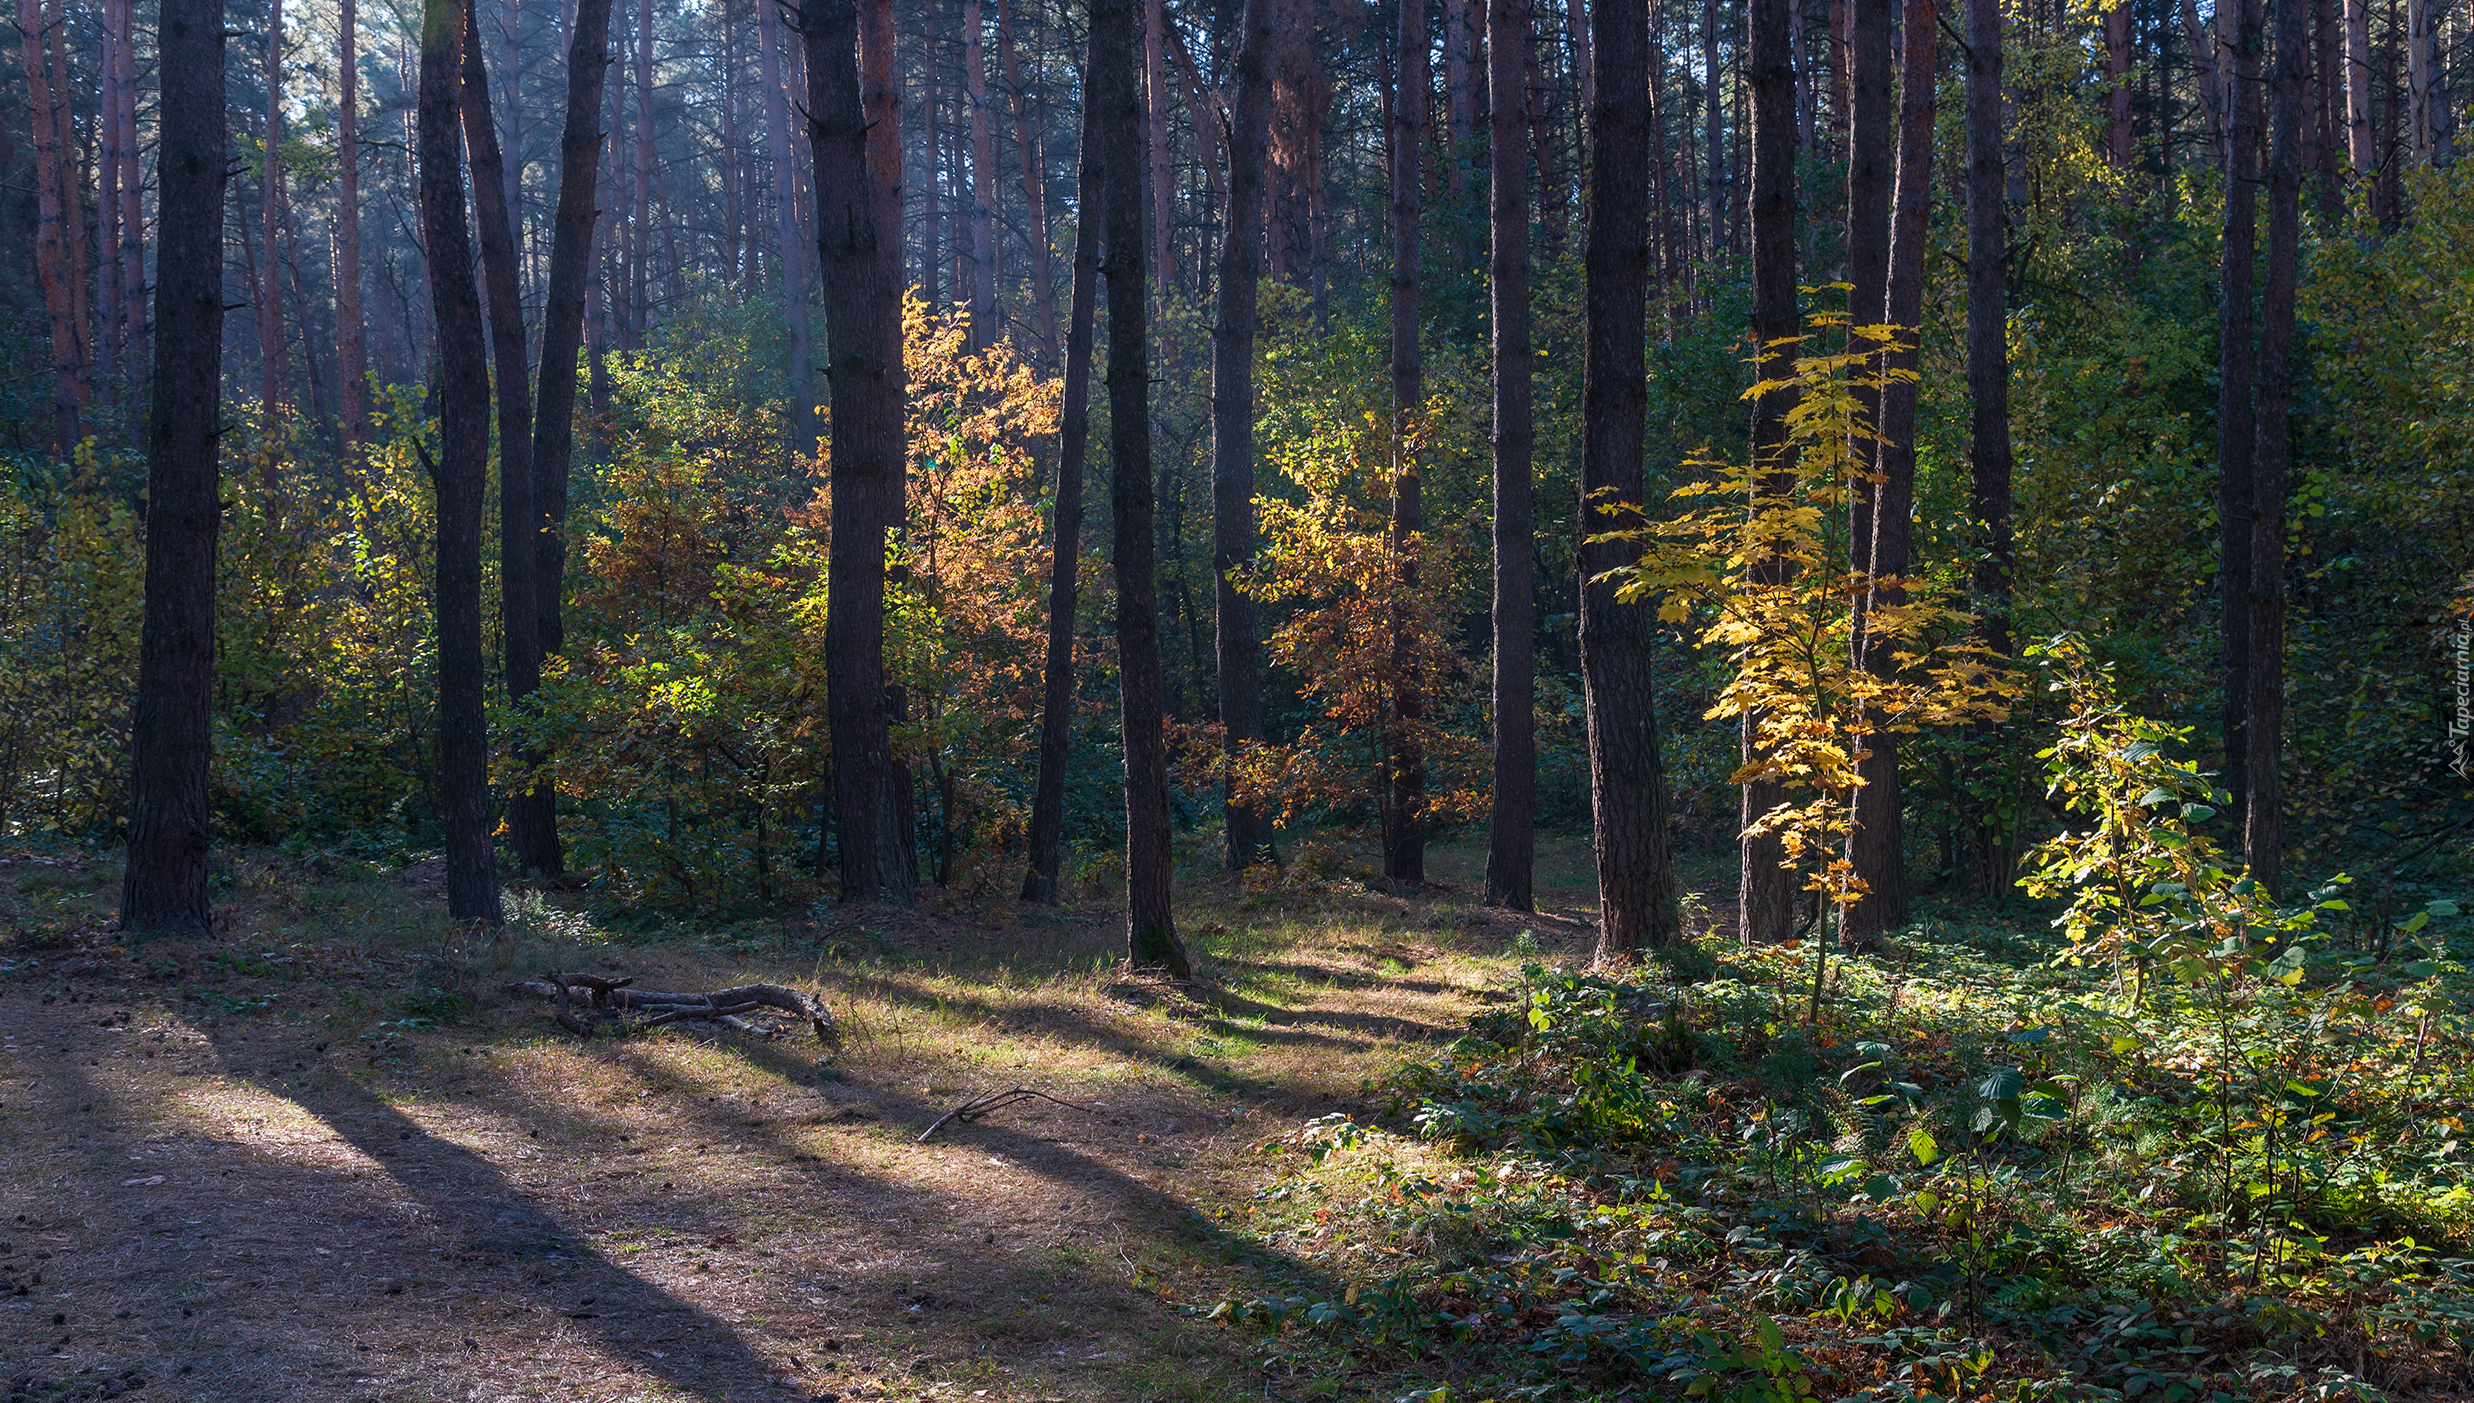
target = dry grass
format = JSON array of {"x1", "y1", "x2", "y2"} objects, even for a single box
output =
[{"x1": 0, "y1": 833, "x2": 1606, "y2": 1403}]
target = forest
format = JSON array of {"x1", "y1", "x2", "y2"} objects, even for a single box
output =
[{"x1": 2, "y1": 0, "x2": 2474, "y2": 1392}]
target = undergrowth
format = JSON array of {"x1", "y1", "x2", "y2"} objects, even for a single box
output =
[{"x1": 1194, "y1": 910, "x2": 2474, "y2": 1403}]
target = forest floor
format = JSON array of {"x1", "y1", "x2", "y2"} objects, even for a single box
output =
[{"x1": 0, "y1": 830, "x2": 1671, "y2": 1403}]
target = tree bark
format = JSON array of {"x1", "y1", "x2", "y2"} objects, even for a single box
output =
[
  {"x1": 1386, "y1": 0, "x2": 1427, "y2": 887},
  {"x1": 1096, "y1": 0, "x2": 1190, "y2": 977},
  {"x1": 534, "y1": 0, "x2": 613, "y2": 672},
  {"x1": 47, "y1": 5, "x2": 86, "y2": 423},
  {"x1": 1213, "y1": 0, "x2": 1277, "y2": 872},
  {"x1": 98, "y1": 0, "x2": 123, "y2": 399},
  {"x1": 1445, "y1": 0, "x2": 1477, "y2": 200},
  {"x1": 1705, "y1": 0, "x2": 1725, "y2": 259},
  {"x1": 418, "y1": 0, "x2": 504, "y2": 925},
  {"x1": 2250, "y1": 0, "x2": 2302, "y2": 895},
  {"x1": 1962, "y1": 0, "x2": 2013, "y2": 894},
  {"x1": 2344, "y1": 0, "x2": 2371, "y2": 172},
  {"x1": 807, "y1": 0, "x2": 915, "y2": 905},
  {"x1": 632, "y1": 0, "x2": 655, "y2": 339},
  {"x1": 1484, "y1": 0, "x2": 1535, "y2": 912},
  {"x1": 262, "y1": 0, "x2": 290, "y2": 418},
  {"x1": 121, "y1": 0, "x2": 226, "y2": 938},
  {"x1": 922, "y1": 0, "x2": 945, "y2": 308},
  {"x1": 1740, "y1": 0, "x2": 1799, "y2": 946},
  {"x1": 758, "y1": 0, "x2": 820, "y2": 455},
  {"x1": 998, "y1": 0, "x2": 1059, "y2": 366},
  {"x1": 115, "y1": 0, "x2": 145, "y2": 377},
  {"x1": 1021, "y1": 75, "x2": 1105, "y2": 904},
  {"x1": 19, "y1": 0, "x2": 86, "y2": 449},
  {"x1": 1581, "y1": 0, "x2": 1679, "y2": 960},
  {"x1": 2185, "y1": 0, "x2": 2226, "y2": 162},
  {"x1": 1842, "y1": 0, "x2": 1899, "y2": 947},
  {"x1": 338, "y1": 0, "x2": 371, "y2": 441},
  {"x1": 2105, "y1": 0, "x2": 2132, "y2": 165},
  {"x1": 1143, "y1": 0, "x2": 1175, "y2": 300},
  {"x1": 2219, "y1": 0, "x2": 2261, "y2": 823},
  {"x1": 460, "y1": 0, "x2": 552, "y2": 876},
  {"x1": 964, "y1": 0, "x2": 1000, "y2": 347}
]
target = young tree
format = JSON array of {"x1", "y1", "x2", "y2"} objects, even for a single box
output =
[
  {"x1": 1844, "y1": 0, "x2": 1936, "y2": 946},
  {"x1": 121, "y1": 0, "x2": 226, "y2": 937},
  {"x1": 2219, "y1": 0, "x2": 2262, "y2": 819},
  {"x1": 1483, "y1": 0, "x2": 1535, "y2": 912},
  {"x1": 1021, "y1": 79, "x2": 1106, "y2": 904},
  {"x1": 417, "y1": 0, "x2": 504, "y2": 924},
  {"x1": 1213, "y1": 0, "x2": 1278, "y2": 872},
  {"x1": 808, "y1": 0, "x2": 915, "y2": 904},
  {"x1": 758, "y1": 0, "x2": 820, "y2": 455},
  {"x1": 1386, "y1": 0, "x2": 1428, "y2": 886},
  {"x1": 337, "y1": 0, "x2": 371, "y2": 442},
  {"x1": 2250, "y1": 0, "x2": 2305, "y2": 894},
  {"x1": 1962, "y1": 0, "x2": 2014, "y2": 892},
  {"x1": 1096, "y1": 0, "x2": 1190, "y2": 976},
  {"x1": 1581, "y1": 0, "x2": 1680, "y2": 960},
  {"x1": 1741, "y1": 0, "x2": 1799, "y2": 946}
]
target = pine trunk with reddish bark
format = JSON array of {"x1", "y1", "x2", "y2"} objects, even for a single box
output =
[
  {"x1": 1213, "y1": 0, "x2": 1277, "y2": 872},
  {"x1": 121, "y1": 0, "x2": 227, "y2": 937},
  {"x1": 1021, "y1": 76, "x2": 1105, "y2": 904},
  {"x1": 1580, "y1": 0, "x2": 1679, "y2": 959},
  {"x1": 1484, "y1": 0, "x2": 1535, "y2": 912},
  {"x1": 1097, "y1": 0, "x2": 1190, "y2": 976},
  {"x1": 808, "y1": 0, "x2": 915, "y2": 905},
  {"x1": 418, "y1": 0, "x2": 503, "y2": 925},
  {"x1": 1386, "y1": 0, "x2": 1427, "y2": 887}
]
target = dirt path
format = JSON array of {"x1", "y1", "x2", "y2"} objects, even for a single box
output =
[{"x1": 0, "y1": 840, "x2": 1606, "y2": 1403}]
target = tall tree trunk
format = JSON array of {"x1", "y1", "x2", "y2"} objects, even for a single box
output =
[
  {"x1": 20, "y1": 0, "x2": 86, "y2": 449},
  {"x1": 998, "y1": 0, "x2": 1059, "y2": 366},
  {"x1": 1021, "y1": 75, "x2": 1105, "y2": 904},
  {"x1": 1143, "y1": 0, "x2": 1175, "y2": 299},
  {"x1": 632, "y1": 0, "x2": 655, "y2": 339},
  {"x1": 495, "y1": 0, "x2": 523, "y2": 240},
  {"x1": 121, "y1": 0, "x2": 226, "y2": 938},
  {"x1": 808, "y1": 0, "x2": 915, "y2": 905},
  {"x1": 1096, "y1": 0, "x2": 1190, "y2": 976},
  {"x1": 1213, "y1": 0, "x2": 1276, "y2": 872},
  {"x1": 2105, "y1": 0, "x2": 2133, "y2": 164},
  {"x1": 1581, "y1": 0, "x2": 1679, "y2": 959},
  {"x1": 98, "y1": 0, "x2": 122, "y2": 400},
  {"x1": 1963, "y1": 0, "x2": 2014, "y2": 894},
  {"x1": 1570, "y1": 0, "x2": 1595, "y2": 135},
  {"x1": 418, "y1": 0, "x2": 504, "y2": 925},
  {"x1": 2250, "y1": 0, "x2": 2302, "y2": 894},
  {"x1": 964, "y1": 0, "x2": 1000, "y2": 346},
  {"x1": 1445, "y1": 0, "x2": 1477, "y2": 200},
  {"x1": 115, "y1": 0, "x2": 144, "y2": 376},
  {"x1": 263, "y1": 0, "x2": 290, "y2": 418},
  {"x1": 2186, "y1": 0, "x2": 2226, "y2": 162},
  {"x1": 922, "y1": 0, "x2": 945, "y2": 308},
  {"x1": 2404, "y1": 0, "x2": 2426, "y2": 162},
  {"x1": 338, "y1": 0, "x2": 371, "y2": 441},
  {"x1": 758, "y1": 0, "x2": 820, "y2": 455},
  {"x1": 1842, "y1": 0, "x2": 1900, "y2": 946},
  {"x1": 2219, "y1": 0, "x2": 2261, "y2": 822},
  {"x1": 48, "y1": 6, "x2": 88, "y2": 416},
  {"x1": 865, "y1": 0, "x2": 901, "y2": 288},
  {"x1": 1386, "y1": 0, "x2": 1427, "y2": 886},
  {"x1": 1484, "y1": 0, "x2": 1535, "y2": 911},
  {"x1": 521, "y1": 0, "x2": 612, "y2": 879},
  {"x1": 1705, "y1": 0, "x2": 1726, "y2": 259},
  {"x1": 461, "y1": 0, "x2": 552, "y2": 876},
  {"x1": 2315, "y1": 0, "x2": 2341, "y2": 196},
  {"x1": 1741, "y1": 0, "x2": 1799, "y2": 945},
  {"x1": 2345, "y1": 0, "x2": 2372, "y2": 172}
]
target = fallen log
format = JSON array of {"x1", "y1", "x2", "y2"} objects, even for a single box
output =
[{"x1": 507, "y1": 972, "x2": 837, "y2": 1045}]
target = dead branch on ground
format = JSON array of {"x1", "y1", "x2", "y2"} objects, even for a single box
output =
[{"x1": 507, "y1": 972, "x2": 837, "y2": 1045}]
